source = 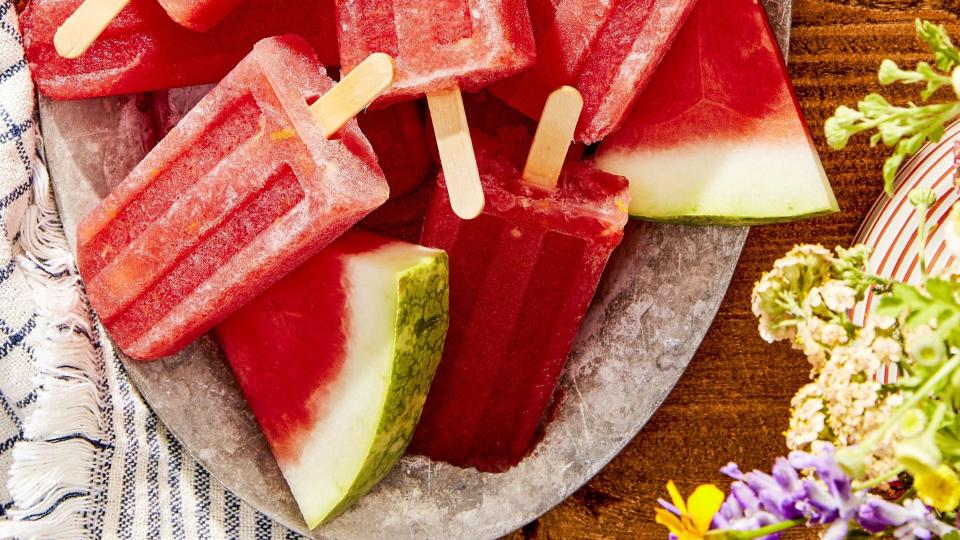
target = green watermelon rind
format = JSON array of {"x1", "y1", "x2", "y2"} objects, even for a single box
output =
[{"x1": 321, "y1": 250, "x2": 450, "y2": 524}]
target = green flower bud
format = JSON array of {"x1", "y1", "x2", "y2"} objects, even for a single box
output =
[
  {"x1": 909, "y1": 331, "x2": 946, "y2": 367},
  {"x1": 910, "y1": 187, "x2": 938, "y2": 209},
  {"x1": 824, "y1": 116, "x2": 851, "y2": 150},
  {"x1": 899, "y1": 408, "x2": 927, "y2": 438},
  {"x1": 836, "y1": 446, "x2": 868, "y2": 480},
  {"x1": 878, "y1": 59, "x2": 903, "y2": 85},
  {"x1": 860, "y1": 93, "x2": 892, "y2": 115},
  {"x1": 896, "y1": 433, "x2": 943, "y2": 474}
]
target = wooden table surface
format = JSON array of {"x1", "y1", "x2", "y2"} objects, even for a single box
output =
[{"x1": 505, "y1": 1, "x2": 960, "y2": 538}]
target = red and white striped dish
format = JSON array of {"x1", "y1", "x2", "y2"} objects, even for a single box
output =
[{"x1": 853, "y1": 121, "x2": 960, "y2": 382}]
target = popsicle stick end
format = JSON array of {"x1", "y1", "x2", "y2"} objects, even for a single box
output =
[
  {"x1": 427, "y1": 87, "x2": 486, "y2": 221},
  {"x1": 451, "y1": 195, "x2": 485, "y2": 221},
  {"x1": 522, "y1": 86, "x2": 584, "y2": 190},
  {"x1": 53, "y1": 27, "x2": 88, "y2": 59},
  {"x1": 311, "y1": 52, "x2": 396, "y2": 138},
  {"x1": 54, "y1": 0, "x2": 131, "y2": 59}
]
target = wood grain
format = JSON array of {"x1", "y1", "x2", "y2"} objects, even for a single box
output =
[{"x1": 506, "y1": 1, "x2": 960, "y2": 538}]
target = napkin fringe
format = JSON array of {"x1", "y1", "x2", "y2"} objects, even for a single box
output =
[{"x1": 0, "y1": 136, "x2": 105, "y2": 539}]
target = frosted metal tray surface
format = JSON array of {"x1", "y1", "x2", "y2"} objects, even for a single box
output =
[{"x1": 40, "y1": 3, "x2": 790, "y2": 537}]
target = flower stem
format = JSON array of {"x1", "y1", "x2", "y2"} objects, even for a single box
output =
[
  {"x1": 925, "y1": 401, "x2": 948, "y2": 438},
  {"x1": 853, "y1": 465, "x2": 906, "y2": 491},
  {"x1": 865, "y1": 356, "x2": 960, "y2": 448},
  {"x1": 708, "y1": 519, "x2": 805, "y2": 539},
  {"x1": 918, "y1": 203, "x2": 930, "y2": 279},
  {"x1": 840, "y1": 356, "x2": 960, "y2": 478}
]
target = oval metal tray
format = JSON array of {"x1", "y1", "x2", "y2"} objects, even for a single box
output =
[{"x1": 38, "y1": 2, "x2": 789, "y2": 536}]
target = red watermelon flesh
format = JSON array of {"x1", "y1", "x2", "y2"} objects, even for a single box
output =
[{"x1": 595, "y1": 0, "x2": 837, "y2": 223}]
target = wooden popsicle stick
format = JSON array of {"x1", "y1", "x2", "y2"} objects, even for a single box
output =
[
  {"x1": 426, "y1": 87, "x2": 485, "y2": 220},
  {"x1": 310, "y1": 53, "x2": 395, "y2": 139},
  {"x1": 54, "y1": 0, "x2": 131, "y2": 59},
  {"x1": 522, "y1": 86, "x2": 584, "y2": 190}
]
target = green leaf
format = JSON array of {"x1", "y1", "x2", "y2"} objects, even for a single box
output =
[
  {"x1": 878, "y1": 58, "x2": 904, "y2": 85},
  {"x1": 907, "y1": 304, "x2": 949, "y2": 328},
  {"x1": 902, "y1": 132, "x2": 928, "y2": 154},
  {"x1": 917, "y1": 19, "x2": 960, "y2": 72},
  {"x1": 824, "y1": 115, "x2": 852, "y2": 149},
  {"x1": 884, "y1": 153, "x2": 906, "y2": 194},
  {"x1": 826, "y1": 21, "x2": 960, "y2": 195},
  {"x1": 925, "y1": 278, "x2": 957, "y2": 304},
  {"x1": 876, "y1": 295, "x2": 905, "y2": 317},
  {"x1": 860, "y1": 93, "x2": 891, "y2": 114},
  {"x1": 929, "y1": 121, "x2": 947, "y2": 143}
]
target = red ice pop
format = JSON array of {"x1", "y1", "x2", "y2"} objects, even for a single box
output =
[
  {"x1": 337, "y1": 0, "x2": 536, "y2": 104},
  {"x1": 490, "y1": 0, "x2": 698, "y2": 143},
  {"x1": 142, "y1": 84, "x2": 438, "y2": 250},
  {"x1": 54, "y1": 0, "x2": 245, "y2": 60},
  {"x1": 76, "y1": 36, "x2": 393, "y2": 360},
  {"x1": 360, "y1": 179, "x2": 435, "y2": 244},
  {"x1": 357, "y1": 102, "x2": 433, "y2": 199},
  {"x1": 336, "y1": 0, "x2": 537, "y2": 220},
  {"x1": 24, "y1": 0, "x2": 339, "y2": 99},
  {"x1": 410, "y1": 88, "x2": 630, "y2": 470},
  {"x1": 357, "y1": 103, "x2": 436, "y2": 243},
  {"x1": 156, "y1": 0, "x2": 244, "y2": 31}
]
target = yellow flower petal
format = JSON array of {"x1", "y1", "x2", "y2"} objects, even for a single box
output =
[
  {"x1": 655, "y1": 508, "x2": 684, "y2": 535},
  {"x1": 916, "y1": 464, "x2": 960, "y2": 511},
  {"x1": 687, "y1": 484, "x2": 725, "y2": 533},
  {"x1": 667, "y1": 480, "x2": 688, "y2": 514}
]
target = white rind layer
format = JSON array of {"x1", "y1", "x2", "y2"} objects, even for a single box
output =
[
  {"x1": 278, "y1": 242, "x2": 439, "y2": 528},
  {"x1": 596, "y1": 138, "x2": 839, "y2": 223}
]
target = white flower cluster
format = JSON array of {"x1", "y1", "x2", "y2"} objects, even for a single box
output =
[
  {"x1": 753, "y1": 245, "x2": 904, "y2": 481},
  {"x1": 787, "y1": 328, "x2": 904, "y2": 480},
  {"x1": 752, "y1": 244, "x2": 838, "y2": 347}
]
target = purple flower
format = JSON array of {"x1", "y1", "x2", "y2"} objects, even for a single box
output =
[
  {"x1": 713, "y1": 445, "x2": 856, "y2": 539},
  {"x1": 712, "y1": 444, "x2": 958, "y2": 539},
  {"x1": 789, "y1": 447, "x2": 861, "y2": 540},
  {"x1": 858, "y1": 498, "x2": 955, "y2": 539}
]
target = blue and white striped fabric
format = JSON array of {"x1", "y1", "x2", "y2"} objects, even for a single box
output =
[
  {"x1": 0, "y1": 4, "x2": 303, "y2": 538},
  {"x1": 0, "y1": 0, "x2": 40, "y2": 524}
]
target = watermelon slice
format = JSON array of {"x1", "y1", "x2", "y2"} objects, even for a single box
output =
[
  {"x1": 216, "y1": 230, "x2": 449, "y2": 528},
  {"x1": 595, "y1": 0, "x2": 838, "y2": 224}
]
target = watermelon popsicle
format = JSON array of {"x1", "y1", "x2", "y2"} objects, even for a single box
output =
[
  {"x1": 410, "y1": 88, "x2": 630, "y2": 470},
  {"x1": 25, "y1": 0, "x2": 339, "y2": 98},
  {"x1": 156, "y1": 0, "x2": 244, "y2": 31},
  {"x1": 76, "y1": 36, "x2": 394, "y2": 361},
  {"x1": 217, "y1": 230, "x2": 449, "y2": 528},
  {"x1": 357, "y1": 102, "x2": 433, "y2": 199},
  {"x1": 336, "y1": 0, "x2": 536, "y2": 219},
  {"x1": 357, "y1": 102, "x2": 436, "y2": 243},
  {"x1": 54, "y1": 0, "x2": 244, "y2": 60},
  {"x1": 490, "y1": 0, "x2": 698, "y2": 143}
]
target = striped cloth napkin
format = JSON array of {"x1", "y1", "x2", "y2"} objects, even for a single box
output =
[{"x1": 0, "y1": 3, "x2": 302, "y2": 538}]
